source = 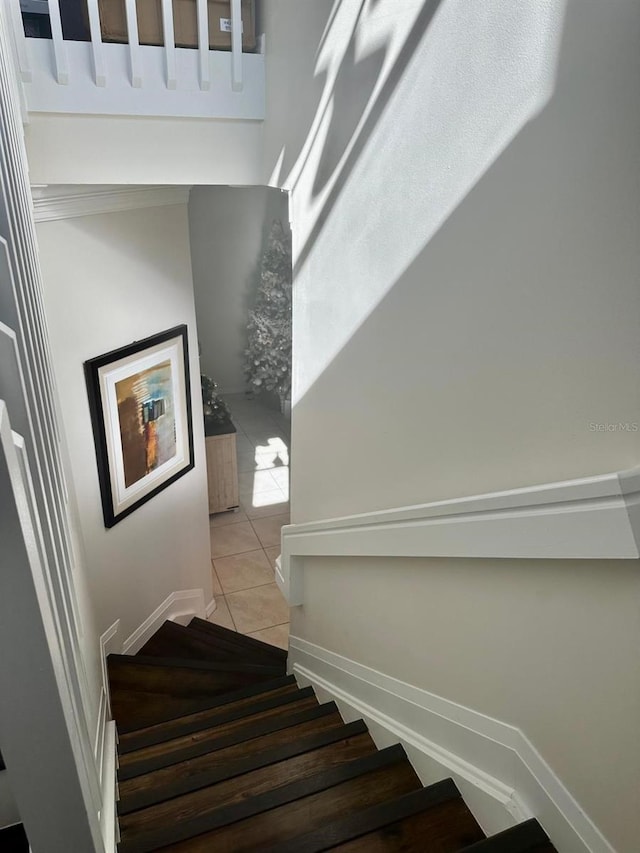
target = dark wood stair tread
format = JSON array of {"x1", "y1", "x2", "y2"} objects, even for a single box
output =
[
  {"x1": 118, "y1": 700, "x2": 338, "y2": 781},
  {"x1": 118, "y1": 691, "x2": 319, "y2": 771},
  {"x1": 118, "y1": 706, "x2": 346, "y2": 800},
  {"x1": 118, "y1": 720, "x2": 370, "y2": 816},
  {"x1": 119, "y1": 731, "x2": 377, "y2": 840},
  {"x1": 109, "y1": 652, "x2": 283, "y2": 677},
  {"x1": 109, "y1": 655, "x2": 284, "y2": 730},
  {"x1": 262, "y1": 780, "x2": 483, "y2": 853},
  {"x1": 118, "y1": 682, "x2": 308, "y2": 754},
  {"x1": 115, "y1": 675, "x2": 297, "y2": 735},
  {"x1": 188, "y1": 616, "x2": 288, "y2": 663},
  {"x1": 118, "y1": 745, "x2": 420, "y2": 853},
  {"x1": 0, "y1": 823, "x2": 29, "y2": 852},
  {"x1": 460, "y1": 819, "x2": 557, "y2": 853},
  {"x1": 138, "y1": 620, "x2": 286, "y2": 667}
]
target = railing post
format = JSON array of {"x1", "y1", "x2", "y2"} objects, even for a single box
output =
[
  {"x1": 230, "y1": 0, "x2": 243, "y2": 91},
  {"x1": 160, "y1": 0, "x2": 177, "y2": 89},
  {"x1": 196, "y1": 0, "x2": 210, "y2": 90},
  {"x1": 45, "y1": 0, "x2": 70, "y2": 85},
  {"x1": 124, "y1": 0, "x2": 143, "y2": 88},
  {"x1": 85, "y1": 0, "x2": 107, "y2": 87}
]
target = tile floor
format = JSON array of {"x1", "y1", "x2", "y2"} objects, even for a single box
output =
[{"x1": 207, "y1": 393, "x2": 291, "y2": 650}]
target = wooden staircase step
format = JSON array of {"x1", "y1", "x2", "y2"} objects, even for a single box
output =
[
  {"x1": 116, "y1": 675, "x2": 297, "y2": 735},
  {"x1": 118, "y1": 720, "x2": 370, "y2": 816},
  {"x1": 187, "y1": 617, "x2": 288, "y2": 664},
  {"x1": 118, "y1": 690, "x2": 319, "y2": 770},
  {"x1": 118, "y1": 707, "x2": 346, "y2": 802},
  {"x1": 109, "y1": 655, "x2": 283, "y2": 730},
  {"x1": 117, "y1": 744, "x2": 420, "y2": 853},
  {"x1": 137, "y1": 620, "x2": 287, "y2": 668},
  {"x1": 460, "y1": 819, "x2": 557, "y2": 852},
  {"x1": 119, "y1": 730, "x2": 377, "y2": 840},
  {"x1": 0, "y1": 823, "x2": 29, "y2": 852},
  {"x1": 111, "y1": 691, "x2": 229, "y2": 733},
  {"x1": 109, "y1": 653, "x2": 283, "y2": 688},
  {"x1": 268, "y1": 781, "x2": 484, "y2": 853},
  {"x1": 119, "y1": 681, "x2": 306, "y2": 754},
  {"x1": 118, "y1": 699, "x2": 338, "y2": 781}
]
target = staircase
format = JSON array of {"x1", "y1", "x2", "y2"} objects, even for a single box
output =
[{"x1": 106, "y1": 617, "x2": 558, "y2": 853}]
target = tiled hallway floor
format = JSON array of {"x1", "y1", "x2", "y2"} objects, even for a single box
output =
[{"x1": 207, "y1": 393, "x2": 291, "y2": 650}]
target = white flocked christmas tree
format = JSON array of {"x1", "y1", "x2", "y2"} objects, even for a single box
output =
[{"x1": 244, "y1": 220, "x2": 292, "y2": 408}]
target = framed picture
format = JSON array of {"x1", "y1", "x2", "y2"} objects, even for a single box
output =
[{"x1": 84, "y1": 325, "x2": 194, "y2": 528}]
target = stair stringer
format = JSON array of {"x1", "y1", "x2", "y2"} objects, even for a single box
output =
[{"x1": 289, "y1": 635, "x2": 615, "y2": 853}]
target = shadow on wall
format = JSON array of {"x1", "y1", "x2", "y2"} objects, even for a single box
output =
[
  {"x1": 268, "y1": 0, "x2": 568, "y2": 403},
  {"x1": 299, "y1": 0, "x2": 446, "y2": 262},
  {"x1": 289, "y1": 0, "x2": 640, "y2": 512}
]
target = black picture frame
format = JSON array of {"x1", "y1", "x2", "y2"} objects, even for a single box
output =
[{"x1": 84, "y1": 325, "x2": 194, "y2": 528}]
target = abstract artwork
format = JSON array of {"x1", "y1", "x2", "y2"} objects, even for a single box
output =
[{"x1": 84, "y1": 325, "x2": 194, "y2": 528}]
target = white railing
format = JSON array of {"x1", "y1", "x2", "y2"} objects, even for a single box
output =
[{"x1": 9, "y1": 0, "x2": 264, "y2": 120}]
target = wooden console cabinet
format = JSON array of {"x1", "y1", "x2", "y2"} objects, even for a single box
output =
[{"x1": 205, "y1": 427, "x2": 239, "y2": 515}]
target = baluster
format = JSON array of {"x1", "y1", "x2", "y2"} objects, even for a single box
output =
[
  {"x1": 161, "y1": 0, "x2": 177, "y2": 89},
  {"x1": 46, "y1": 0, "x2": 69, "y2": 85},
  {"x1": 196, "y1": 0, "x2": 210, "y2": 90},
  {"x1": 230, "y1": 0, "x2": 243, "y2": 91},
  {"x1": 124, "y1": 0, "x2": 143, "y2": 88},
  {"x1": 85, "y1": 0, "x2": 106, "y2": 87},
  {"x1": 6, "y1": 0, "x2": 31, "y2": 83}
]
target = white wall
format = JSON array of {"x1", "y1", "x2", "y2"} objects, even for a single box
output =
[
  {"x1": 37, "y1": 204, "x2": 212, "y2": 646},
  {"x1": 189, "y1": 185, "x2": 288, "y2": 394},
  {"x1": 264, "y1": 1, "x2": 640, "y2": 850},
  {"x1": 0, "y1": 771, "x2": 19, "y2": 831},
  {"x1": 25, "y1": 115, "x2": 263, "y2": 186}
]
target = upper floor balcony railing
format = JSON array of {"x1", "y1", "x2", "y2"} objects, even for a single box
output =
[{"x1": 8, "y1": 0, "x2": 264, "y2": 120}]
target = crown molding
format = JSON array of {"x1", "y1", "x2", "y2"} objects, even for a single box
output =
[{"x1": 31, "y1": 185, "x2": 192, "y2": 222}]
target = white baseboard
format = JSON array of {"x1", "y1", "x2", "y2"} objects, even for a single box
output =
[
  {"x1": 99, "y1": 721, "x2": 117, "y2": 853},
  {"x1": 95, "y1": 591, "x2": 204, "y2": 850},
  {"x1": 205, "y1": 597, "x2": 217, "y2": 618},
  {"x1": 289, "y1": 636, "x2": 615, "y2": 853},
  {"x1": 99, "y1": 620, "x2": 120, "y2": 721},
  {"x1": 92, "y1": 659, "x2": 117, "y2": 852},
  {"x1": 121, "y1": 589, "x2": 206, "y2": 655}
]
